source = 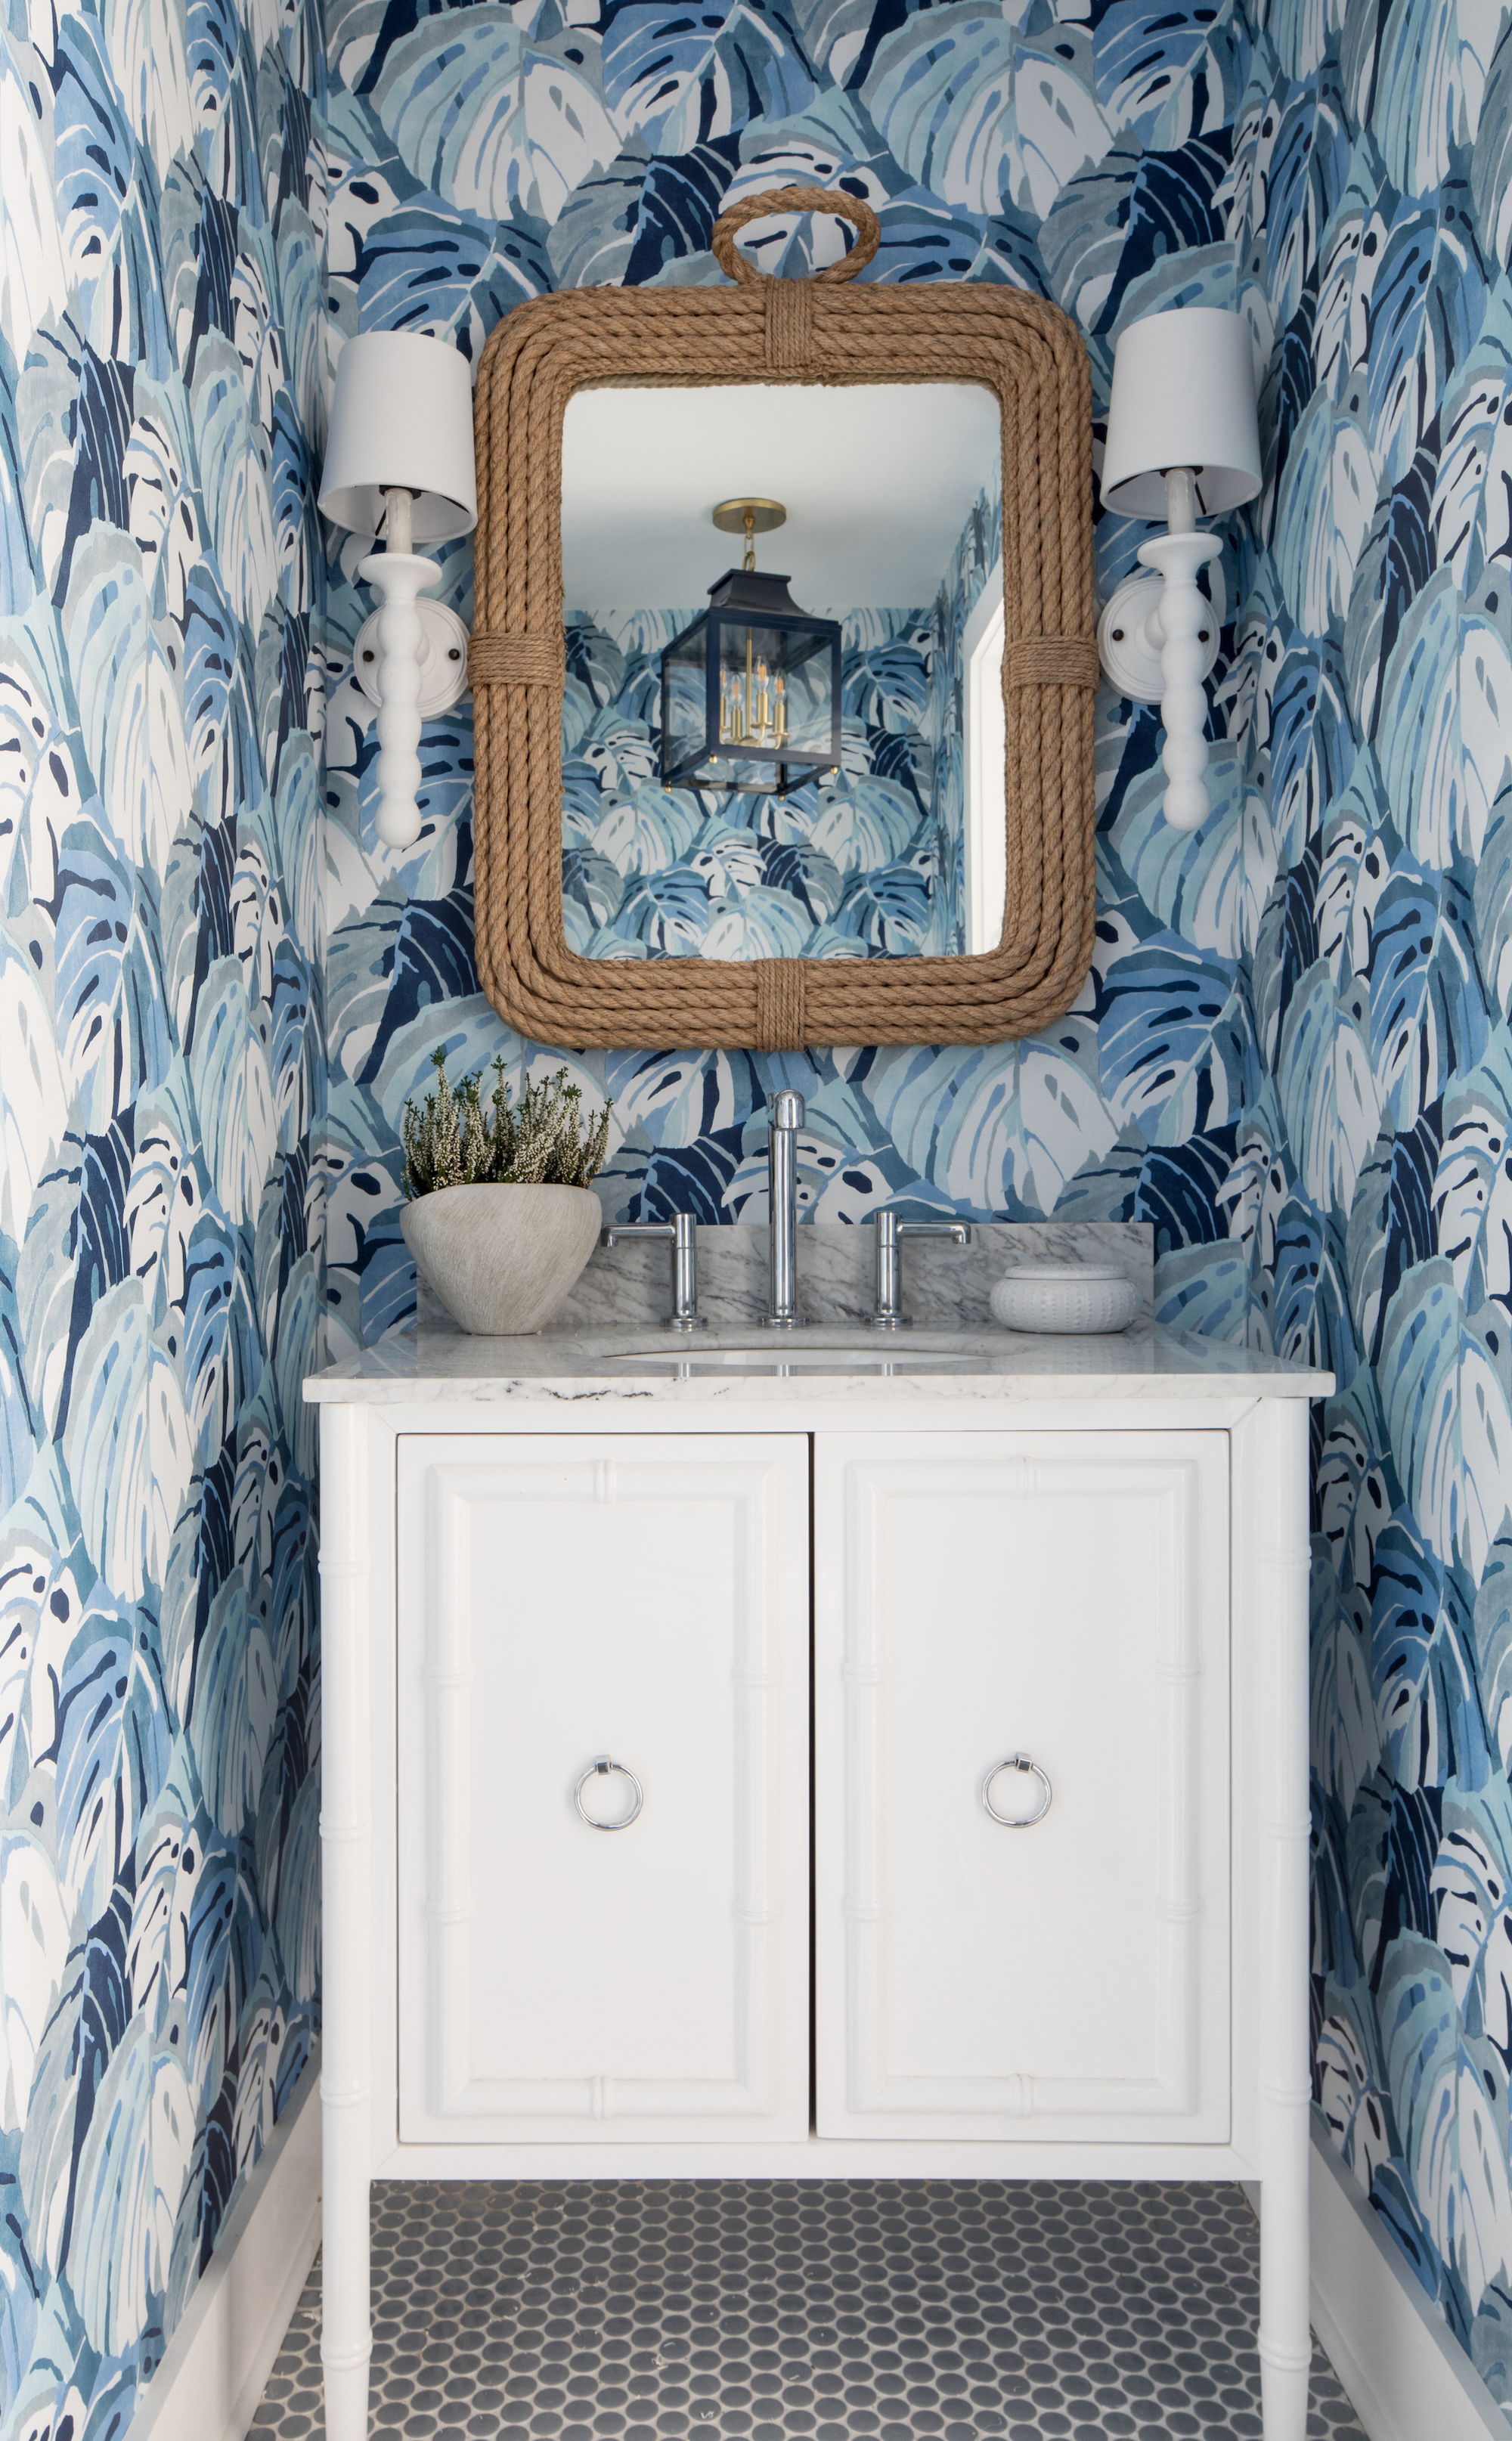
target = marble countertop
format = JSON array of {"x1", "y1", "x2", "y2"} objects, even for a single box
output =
[
  {"x1": 305, "y1": 1221, "x2": 1332, "y2": 1406},
  {"x1": 305, "y1": 1317, "x2": 1334, "y2": 1405}
]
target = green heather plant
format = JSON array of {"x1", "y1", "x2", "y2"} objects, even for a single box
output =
[{"x1": 400, "y1": 1051, "x2": 613, "y2": 1200}]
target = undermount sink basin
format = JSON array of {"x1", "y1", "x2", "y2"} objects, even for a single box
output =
[{"x1": 605, "y1": 1330, "x2": 985, "y2": 1367}]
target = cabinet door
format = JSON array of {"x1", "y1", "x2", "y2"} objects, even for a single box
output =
[
  {"x1": 397, "y1": 1433, "x2": 809, "y2": 2143},
  {"x1": 814, "y1": 1430, "x2": 1230, "y2": 2142}
]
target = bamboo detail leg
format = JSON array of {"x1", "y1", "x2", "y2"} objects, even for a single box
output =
[
  {"x1": 1257, "y1": 1397, "x2": 1312, "y2": 2441},
  {"x1": 320, "y1": 1406, "x2": 373, "y2": 2441}
]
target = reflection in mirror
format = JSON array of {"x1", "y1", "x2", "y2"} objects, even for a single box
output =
[{"x1": 560, "y1": 385, "x2": 1004, "y2": 963}]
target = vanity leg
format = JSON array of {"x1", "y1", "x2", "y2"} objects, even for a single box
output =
[
  {"x1": 1256, "y1": 1398, "x2": 1312, "y2": 2441},
  {"x1": 320, "y1": 1408, "x2": 373, "y2": 2441}
]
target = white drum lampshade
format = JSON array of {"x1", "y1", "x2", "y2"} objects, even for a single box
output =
[
  {"x1": 320, "y1": 331, "x2": 478, "y2": 851},
  {"x1": 1101, "y1": 307, "x2": 1262, "y2": 519},
  {"x1": 319, "y1": 330, "x2": 478, "y2": 541},
  {"x1": 1096, "y1": 308, "x2": 1262, "y2": 834}
]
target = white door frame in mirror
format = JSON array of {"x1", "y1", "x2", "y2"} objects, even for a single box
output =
[{"x1": 964, "y1": 562, "x2": 1005, "y2": 957}]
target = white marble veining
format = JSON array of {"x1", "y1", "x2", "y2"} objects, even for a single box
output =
[
  {"x1": 426, "y1": 1219, "x2": 1155, "y2": 1335},
  {"x1": 309, "y1": 1219, "x2": 1335, "y2": 1408},
  {"x1": 306, "y1": 1313, "x2": 1331, "y2": 1405}
]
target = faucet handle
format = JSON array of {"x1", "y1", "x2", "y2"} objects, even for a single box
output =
[
  {"x1": 869, "y1": 1212, "x2": 972, "y2": 1330},
  {"x1": 602, "y1": 1213, "x2": 707, "y2": 1331}
]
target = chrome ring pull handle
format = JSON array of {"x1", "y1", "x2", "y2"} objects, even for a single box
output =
[
  {"x1": 981, "y1": 1753, "x2": 1053, "y2": 1827},
  {"x1": 575, "y1": 1756, "x2": 645, "y2": 1831}
]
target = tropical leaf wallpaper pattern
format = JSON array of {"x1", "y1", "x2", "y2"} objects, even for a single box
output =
[
  {"x1": 0, "y1": 0, "x2": 326, "y2": 2430},
  {"x1": 318, "y1": 0, "x2": 1512, "y2": 2409},
  {"x1": 3, "y1": 0, "x2": 1512, "y2": 2427}
]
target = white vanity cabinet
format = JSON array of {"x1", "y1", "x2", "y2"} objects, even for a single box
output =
[
  {"x1": 393, "y1": 1434, "x2": 810, "y2": 2144},
  {"x1": 814, "y1": 1430, "x2": 1231, "y2": 2144},
  {"x1": 312, "y1": 1348, "x2": 1324, "y2": 2441}
]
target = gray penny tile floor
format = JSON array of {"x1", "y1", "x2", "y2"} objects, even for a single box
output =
[{"x1": 251, "y1": 2177, "x2": 1365, "y2": 2439}]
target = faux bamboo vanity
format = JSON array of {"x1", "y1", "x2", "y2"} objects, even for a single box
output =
[{"x1": 306, "y1": 1230, "x2": 1331, "y2": 2441}]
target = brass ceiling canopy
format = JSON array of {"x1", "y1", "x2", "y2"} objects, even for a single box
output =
[{"x1": 711, "y1": 497, "x2": 787, "y2": 534}]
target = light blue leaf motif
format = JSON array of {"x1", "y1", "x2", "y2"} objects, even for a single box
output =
[
  {"x1": 1096, "y1": 926, "x2": 1247, "y2": 1144},
  {"x1": 188, "y1": 1579, "x2": 276, "y2": 1842},
  {"x1": 355, "y1": 203, "x2": 552, "y2": 344},
  {"x1": 187, "y1": 959, "x2": 276, "y2": 1230},
  {"x1": 190, "y1": 333, "x2": 275, "y2": 634},
  {"x1": 1344, "y1": 0, "x2": 1489, "y2": 204},
  {"x1": 51, "y1": 819, "x2": 172, "y2": 1135},
  {"x1": 1431, "y1": 285, "x2": 1512, "y2": 593},
  {"x1": 1473, "y1": 19, "x2": 1512, "y2": 264},
  {"x1": 373, "y1": 13, "x2": 621, "y2": 225},
  {"x1": 1370, "y1": 1519, "x2": 1489, "y2": 1787},
  {"x1": 863, "y1": 8, "x2": 1111, "y2": 218},
  {"x1": 1312, "y1": 1552, "x2": 1381, "y2": 1817},
  {"x1": 593, "y1": 790, "x2": 702, "y2": 878},
  {"x1": 67, "y1": 2015, "x2": 194, "y2": 2353},
  {"x1": 1433, "y1": 1789, "x2": 1512, "y2": 2090},
  {"x1": 810, "y1": 781, "x2": 918, "y2": 872},
  {"x1": 1379, "y1": 1259, "x2": 1512, "y2": 1585},
  {"x1": 1092, "y1": 2, "x2": 1228, "y2": 148},
  {"x1": 841, "y1": 634, "x2": 930, "y2": 730},
  {"x1": 1379, "y1": 1931, "x2": 1512, "y2": 2314},
  {"x1": 52, "y1": 17, "x2": 171, "y2": 378},
  {"x1": 61, "y1": 528, "x2": 194, "y2": 876},
  {"x1": 1349, "y1": 1114, "x2": 1442, "y2": 1365},
  {"x1": 181, "y1": 1207, "x2": 262, "y2": 1465},
  {"x1": 1275, "y1": 391, "x2": 1378, "y2": 640},
  {"x1": 1364, "y1": 197, "x2": 1488, "y2": 489},
  {"x1": 702, "y1": 886, "x2": 813, "y2": 959},
  {"x1": 1154, "y1": 1240, "x2": 1253, "y2": 1341},
  {"x1": 1378, "y1": 570, "x2": 1512, "y2": 871},
  {"x1": 54, "y1": 1600, "x2": 171, "y2": 1926},
  {"x1": 1107, "y1": 745, "x2": 1243, "y2": 956},
  {"x1": 60, "y1": 1283, "x2": 194, "y2": 1607},
  {"x1": 1254, "y1": 72, "x2": 1351, "y2": 333},
  {"x1": 272, "y1": 1770, "x2": 319, "y2": 2005},
  {"x1": 1434, "y1": 1028, "x2": 1512, "y2": 1314},
  {"x1": 603, "y1": 0, "x2": 818, "y2": 158},
  {"x1": 1278, "y1": 962, "x2": 1381, "y2": 1211},
  {"x1": 615, "y1": 863, "x2": 712, "y2": 953},
  {"x1": 1476, "y1": 1539, "x2": 1512, "y2": 1774}
]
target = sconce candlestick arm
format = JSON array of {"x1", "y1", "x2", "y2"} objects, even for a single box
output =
[
  {"x1": 357, "y1": 548, "x2": 443, "y2": 850},
  {"x1": 1136, "y1": 528, "x2": 1222, "y2": 833}
]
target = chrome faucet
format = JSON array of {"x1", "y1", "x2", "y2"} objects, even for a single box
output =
[
  {"x1": 603, "y1": 1213, "x2": 706, "y2": 1330},
  {"x1": 869, "y1": 1212, "x2": 972, "y2": 1327},
  {"x1": 761, "y1": 1089, "x2": 805, "y2": 1327}
]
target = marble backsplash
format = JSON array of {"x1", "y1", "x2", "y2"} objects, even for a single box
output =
[{"x1": 417, "y1": 1222, "x2": 1154, "y2": 1335}]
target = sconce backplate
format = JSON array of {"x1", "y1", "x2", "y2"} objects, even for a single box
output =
[
  {"x1": 353, "y1": 599, "x2": 472, "y2": 715},
  {"x1": 1097, "y1": 572, "x2": 1219, "y2": 705}
]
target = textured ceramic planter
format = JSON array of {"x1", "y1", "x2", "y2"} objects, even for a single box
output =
[{"x1": 401, "y1": 1182, "x2": 603, "y2": 1335}]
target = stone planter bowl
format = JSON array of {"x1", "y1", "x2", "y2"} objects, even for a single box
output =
[
  {"x1": 401, "y1": 1183, "x2": 603, "y2": 1335},
  {"x1": 989, "y1": 1262, "x2": 1142, "y2": 1335}
]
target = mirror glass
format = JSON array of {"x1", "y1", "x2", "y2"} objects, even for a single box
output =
[{"x1": 561, "y1": 383, "x2": 1004, "y2": 964}]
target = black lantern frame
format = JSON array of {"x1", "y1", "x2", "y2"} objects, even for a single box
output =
[{"x1": 661, "y1": 567, "x2": 842, "y2": 795}]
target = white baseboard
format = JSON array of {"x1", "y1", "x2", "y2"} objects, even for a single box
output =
[
  {"x1": 131, "y1": 2045, "x2": 321, "y2": 2441},
  {"x1": 1308, "y1": 2122, "x2": 1509, "y2": 2441}
]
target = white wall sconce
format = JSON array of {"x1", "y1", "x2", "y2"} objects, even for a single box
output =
[
  {"x1": 1096, "y1": 307, "x2": 1262, "y2": 832},
  {"x1": 318, "y1": 331, "x2": 479, "y2": 850}
]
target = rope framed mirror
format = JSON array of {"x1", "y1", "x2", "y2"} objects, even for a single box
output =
[{"x1": 468, "y1": 187, "x2": 1098, "y2": 1054}]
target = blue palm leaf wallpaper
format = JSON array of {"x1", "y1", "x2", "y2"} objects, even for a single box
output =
[
  {"x1": 6, "y1": 0, "x2": 1512, "y2": 2423},
  {"x1": 0, "y1": 0, "x2": 325, "y2": 2428}
]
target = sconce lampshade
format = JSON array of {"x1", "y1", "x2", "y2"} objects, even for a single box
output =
[
  {"x1": 318, "y1": 331, "x2": 478, "y2": 541},
  {"x1": 1101, "y1": 308, "x2": 1262, "y2": 519}
]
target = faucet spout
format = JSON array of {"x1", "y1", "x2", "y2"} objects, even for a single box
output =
[{"x1": 761, "y1": 1089, "x2": 805, "y2": 1327}]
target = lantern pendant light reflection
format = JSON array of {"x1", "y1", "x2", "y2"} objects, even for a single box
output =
[{"x1": 661, "y1": 499, "x2": 841, "y2": 798}]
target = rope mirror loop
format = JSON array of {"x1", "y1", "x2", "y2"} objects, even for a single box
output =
[{"x1": 711, "y1": 184, "x2": 881, "y2": 288}]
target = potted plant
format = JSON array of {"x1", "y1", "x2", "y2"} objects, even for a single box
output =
[{"x1": 399, "y1": 1051, "x2": 613, "y2": 1334}]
